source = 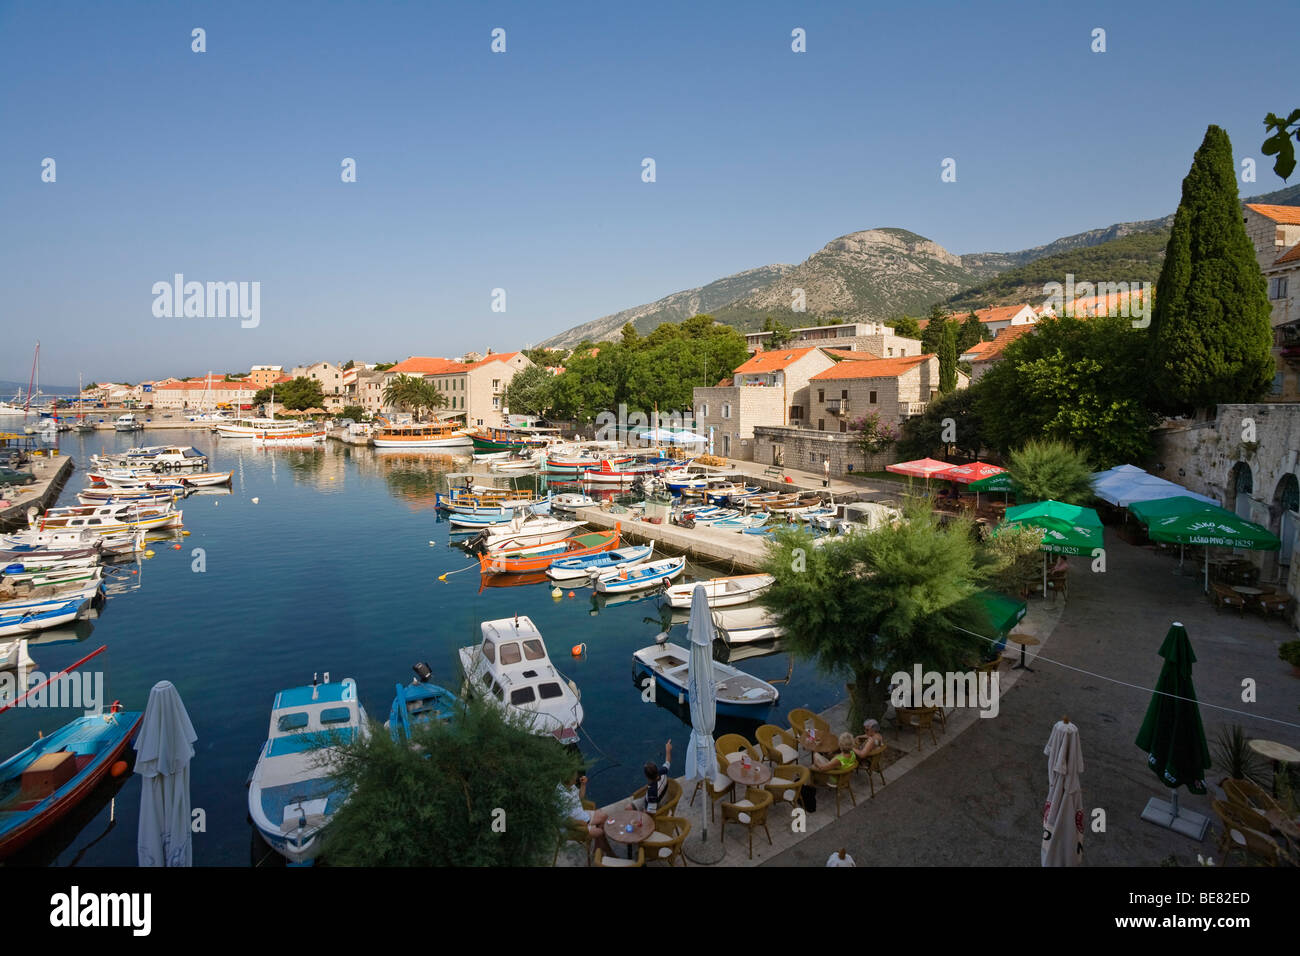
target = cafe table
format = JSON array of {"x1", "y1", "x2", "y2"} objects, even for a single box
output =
[
  {"x1": 726, "y1": 758, "x2": 773, "y2": 787},
  {"x1": 798, "y1": 727, "x2": 838, "y2": 763},
  {"x1": 603, "y1": 808, "x2": 656, "y2": 853}
]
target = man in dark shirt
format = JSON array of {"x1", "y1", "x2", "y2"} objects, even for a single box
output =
[{"x1": 632, "y1": 740, "x2": 672, "y2": 814}]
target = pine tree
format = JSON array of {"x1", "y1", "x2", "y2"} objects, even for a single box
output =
[
  {"x1": 921, "y1": 304, "x2": 949, "y2": 355},
  {"x1": 939, "y1": 322, "x2": 959, "y2": 394},
  {"x1": 1149, "y1": 125, "x2": 1274, "y2": 413},
  {"x1": 957, "y1": 311, "x2": 984, "y2": 352}
]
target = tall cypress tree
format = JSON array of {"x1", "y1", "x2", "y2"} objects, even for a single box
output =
[
  {"x1": 921, "y1": 304, "x2": 949, "y2": 355},
  {"x1": 958, "y1": 311, "x2": 984, "y2": 352},
  {"x1": 939, "y1": 322, "x2": 958, "y2": 394},
  {"x1": 1149, "y1": 125, "x2": 1274, "y2": 413}
]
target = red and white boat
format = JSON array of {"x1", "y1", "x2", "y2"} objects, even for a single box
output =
[{"x1": 578, "y1": 459, "x2": 661, "y2": 487}]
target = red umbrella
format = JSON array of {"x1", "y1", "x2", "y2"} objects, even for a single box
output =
[
  {"x1": 939, "y1": 461, "x2": 1005, "y2": 484},
  {"x1": 885, "y1": 458, "x2": 956, "y2": 479}
]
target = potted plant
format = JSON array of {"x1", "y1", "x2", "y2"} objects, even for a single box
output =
[
  {"x1": 1280, "y1": 640, "x2": 1300, "y2": 677},
  {"x1": 1211, "y1": 724, "x2": 1267, "y2": 790}
]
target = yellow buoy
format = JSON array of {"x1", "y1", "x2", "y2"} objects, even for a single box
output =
[
  {"x1": 143, "y1": 549, "x2": 155, "y2": 558},
  {"x1": 551, "y1": 587, "x2": 563, "y2": 600},
  {"x1": 182, "y1": 530, "x2": 191, "y2": 536}
]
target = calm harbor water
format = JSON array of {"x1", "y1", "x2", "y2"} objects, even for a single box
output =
[{"x1": 3, "y1": 429, "x2": 839, "y2": 866}]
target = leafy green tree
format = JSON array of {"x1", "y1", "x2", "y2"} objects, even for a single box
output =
[
  {"x1": 1262, "y1": 109, "x2": 1300, "y2": 180},
  {"x1": 522, "y1": 347, "x2": 568, "y2": 367},
  {"x1": 920, "y1": 305, "x2": 949, "y2": 355},
  {"x1": 321, "y1": 698, "x2": 581, "y2": 866},
  {"x1": 373, "y1": 362, "x2": 396, "y2": 371},
  {"x1": 957, "y1": 311, "x2": 985, "y2": 352},
  {"x1": 980, "y1": 524, "x2": 1045, "y2": 598},
  {"x1": 976, "y1": 314, "x2": 1158, "y2": 468},
  {"x1": 763, "y1": 507, "x2": 989, "y2": 727},
  {"x1": 889, "y1": 316, "x2": 922, "y2": 340},
  {"x1": 763, "y1": 316, "x2": 797, "y2": 348},
  {"x1": 896, "y1": 386, "x2": 985, "y2": 460},
  {"x1": 253, "y1": 376, "x2": 323, "y2": 410},
  {"x1": 1149, "y1": 125, "x2": 1274, "y2": 413},
  {"x1": 503, "y1": 363, "x2": 557, "y2": 417},
  {"x1": 1006, "y1": 439, "x2": 1095, "y2": 504},
  {"x1": 341, "y1": 360, "x2": 355, "y2": 371},
  {"x1": 338, "y1": 405, "x2": 366, "y2": 421},
  {"x1": 939, "y1": 322, "x2": 959, "y2": 394}
]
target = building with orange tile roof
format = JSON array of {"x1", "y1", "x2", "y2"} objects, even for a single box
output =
[
  {"x1": 744, "y1": 321, "x2": 920, "y2": 357},
  {"x1": 381, "y1": 350, "x2": 532, "y2": 426},
  {"x1": 1244, "y1": 203, "x2": 1300, "y2": 400},
  {"x1": 959, "y1": 323, "x2": 1036, "y2": 382}
]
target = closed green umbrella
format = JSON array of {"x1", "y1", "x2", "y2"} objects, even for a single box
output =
[{"x1": 1136, "y1": 623, "x2": 1212, "y2": 840}]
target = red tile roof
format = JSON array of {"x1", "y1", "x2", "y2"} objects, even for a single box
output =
[
  {"x1": 970, "y1": 324, "x2": 1036, "y2": 362},
  {"x1": 1275, "y1": 242, "x2": 1300, "y2": 266},
  {"x1": 809, "y1": 354, "x2": 931, "y2": 381},
  {"x1": 734, "y1": 346, "x2": 821, "y2": 374},
  {"x1": 386, "y1": 357, "x2": 468, "y2": 375},
  {"x1": 464, "y1": 351, "x2": 523, "y2": 370},
  {"x1": 918, "y1": 304, "x2": 1034, "y2": 330},
  {"x1": 1246, "y1": 203, "x2": 1300, "y2": 225}
]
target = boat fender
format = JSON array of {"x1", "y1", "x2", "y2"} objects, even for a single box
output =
[
  {"x1": 568, "y1": 680, "x2": 581, "y2": 700},
  {"x1": 571, "y1": 643, "x2": 585, "y2": 657},
  {"x1": 677, "y1": 692, "x2": 685, "y2": 705}
]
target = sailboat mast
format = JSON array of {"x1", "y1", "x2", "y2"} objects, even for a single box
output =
[{"x1": 24, "y1": 342, "x2": 39, "y2": 417}]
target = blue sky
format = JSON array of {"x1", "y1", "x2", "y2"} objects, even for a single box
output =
[{"x1": 0, "y1": 0, "x2": 1290, "y2": 384}]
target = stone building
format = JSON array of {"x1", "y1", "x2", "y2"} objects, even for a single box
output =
[
  {"x1": 291, "y1": 361, "x2": 346, "y2": 411},
  {"x1": 1243, "y1": 204, "x2": 1300, "y2": 401},
  {"x1": 248, "y1": 365, "x2": 284, "y2": 388},
  {"x1": 382, "y1": 351, "x2": 531, "y2": 427},
  {"x1": 150, "y1": 375, "x2": 259, "y2": 411},
  {"x1": 745, "y1": 321, "x2": 921, "y2": 357},
  {"x1": 805, "y1": 353, "x2": 960, "y2": 435}
]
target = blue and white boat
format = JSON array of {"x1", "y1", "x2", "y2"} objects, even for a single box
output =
[
  {"x1": 0, "y1": 595, "x2": 95, "y2": 638},
  {"x1": 633, "y1": 642, "x2": 779, "y2": 717},
  {"x1": 593, "y1": 556, "x2": 686, "y2": 594},
  {"x1": 387, "y1": 664, "x2": 459, "y2": 743},
  {"x1": 247, "y1": 675, "x2": 369, "y2": 865},
  {"x1": 546, "y1": 542, "x2": 654, "y2": 582},
  {"x1": 0, "y1": 709, "x2": 144, "y2": 860},
  {"x1": 712, "y1": 512, "x2": 769, "y2": 531}
]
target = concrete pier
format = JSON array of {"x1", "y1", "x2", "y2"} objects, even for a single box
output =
[
  {"x1": 575, "y1": 505, "x2": 772, "y2": 572},
  {"x1": 0, "y1": 453, "x2": 74, "y2": 530}
]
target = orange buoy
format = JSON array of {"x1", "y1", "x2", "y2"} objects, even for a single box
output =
[
  {"x1": 173, "y1": 544, "x2": 182, "y2": 550},
  {"x1": 110, "y1": 760, "x2": 128, "y2": 777},
  {"x1": 567, "y1": 591, "x2": 575, "y2": 598},
  {"x1": 571, "y1": 643, "x2": 586, "y2": 657}
]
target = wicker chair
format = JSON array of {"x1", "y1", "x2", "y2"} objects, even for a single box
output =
[
  {"x1": 1212, "y1": 799, "x2": 1283, "y2": 866},
  {"x1": 594, "y1": 847, "x2": 646, "y2": 867},
  {"x1": 1224, "y1": 778, "x2": 1289, "y2": 818},
  {"x1": 641, "y1": 815, "x2": 691, "y2": 866},
  {"x1": 856, "y1": 746, "x2": 889, "y2": 798},
  {"x1": 630, "y1": 777, "x2": 682, "y2": 819},
  {"x1": 689, "y1": 768, "x2": 736, "y2": 820},
  {"x1": 764, "y1": 764, "x2": 810, "y2": 812},
  {"x1": 755, "y1": 724, "x2": 800, "y2": 768},
  {"x1": 721, "y1": 787, "x2": 774, "y2": 859},
  {"x1": 895, "y1": 707, "x2": 938, "y2": 751},
  {"x1": 715, "y1": 733, "x2": 761, "y2": 768},
  {"x1": 1255, "y1": 591, "x2": 1292, "y2": 617},
  {"x1": 928, "y1": 705, "x2": 948, "y2": 734},
  {"x1": 1211, "y1": 582, "x2": 1246, "y2": 614},
  {"x1": 812, "y1": 756, "x2": 858, "y2": 817},
  {"x1": 553, "y1": 798, "x2": 597, "y2": 866},
  {"x1": 787, "y1": 708, "x2": 829, "y2": 740}
]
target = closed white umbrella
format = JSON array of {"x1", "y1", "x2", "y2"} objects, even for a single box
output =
[
  {"x1": 1041, "y1": 717, "x2": 1085, "y2": 867},
  {"x1": 134, "y1": 680, "x2": 197, "y2": 866},
  {"x1": 682, "y1": 584, "x2": 724, "y2": 863}
]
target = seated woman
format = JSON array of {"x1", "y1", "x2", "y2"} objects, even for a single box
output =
[
  {"x1": 558, "y1": 771, "x2": 610, "y2": 855},
  {"x1": 812, "y1": 733, "x2": 858, "y2": 772},
  {"x1": 852, "y1": 719, "x2": 884, "y2": 759}
]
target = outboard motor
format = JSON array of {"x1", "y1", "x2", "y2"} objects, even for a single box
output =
[{"x1": 412, "y1": 661, "x2": 434, "y2": 684}]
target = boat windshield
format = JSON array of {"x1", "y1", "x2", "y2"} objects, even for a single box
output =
[
  {"x1": 499, "y1": 642, "x2": 522, "y2": 665},
  {"x1": 521, "y1": 639, "x2": 545, "y2": 661},
  {"x1": 481, "y1": 640, "x2": 495, "y2": 663}
]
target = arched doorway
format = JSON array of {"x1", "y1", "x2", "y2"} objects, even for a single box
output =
[
  {"x1": 1273, "y1": 474, "x2": 1299, "y2": 574},
  {"x1": 1229, "y1": 462, "x2": 1254, "y2": 521}
]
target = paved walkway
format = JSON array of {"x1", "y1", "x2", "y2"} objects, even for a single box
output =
[{"x1": 764, "y1": 530, "x2": 1299, "y2": 867}]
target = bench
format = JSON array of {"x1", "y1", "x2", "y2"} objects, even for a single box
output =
[{"x1": 763, "y1": 466, "x2": 784, "y2": 478}]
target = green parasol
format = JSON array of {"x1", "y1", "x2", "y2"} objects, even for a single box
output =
[
  {"x1": 999, "y1": 501, "x2": 1104, "y2": 595},
  {"x1": 1144, "y1": 509, "x2": 1279, "y2": 592},
  {"x1": 1136, "y1": 622, "x2": 1212, "y2": 840},
  {"x1": 956, "y1": 590, "x2": 1026, "y2": 657},
  {"x1": 1126, "y1": 495, "x2": 1224, "y2": 524}
]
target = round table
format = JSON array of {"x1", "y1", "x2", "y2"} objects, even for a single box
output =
[
  {"x1": 603, "y1": 809, "x2": 655, "y2": 846},
  {"x1": 798, "y1": 728, "x2": 838, "y2": 760},
  {"x1": 1009, "y1": 632, "x2": 1040, "y2": 672},
  {"x1": 1231, "y1": 586, "x2": 1265, "y2": 596},
  {"x1": 726, "y1": 760, "x2": 773, "y2": 787},
  {"x1": 1248, "y1": 739, "x2": 1300, "y2": 802}
]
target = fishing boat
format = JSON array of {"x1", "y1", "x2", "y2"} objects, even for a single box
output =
[
  {"x1": 546, "y1": 541, "x2": 653, "y2": 581},
  {"x1": 448, "y1": 504, "x2": 548, "y2": 529},
  {"x1": 579, "y1": 459, "x2": 662, "y2": 487},
  {"x1": 0, "y1": 543, "x2": 102, "y2": 570},
  {"x1": 467, "y1": 423, "x2": 564, "y2": 453},
  {"x1": 479, "y1": 514, "x2": 584, "y2": 553},
  {"x1": 632, "y1": 642, "x2": 779, "y2": 717},
  {"x1": 593, "y1": 556, "x2": 685, "y2": 594},
  {"x1": 663, "y1": 573, "x2": 775, "y2": 609},
  {"x1": 549, "y1": 492, "x2": 597, "y2": 513},
  {"x1": 712, "y1": 512, "x2": 769, "y2": 531},
  {"x1": 457, "y1": 616, "x2": 583, "y2": 746},
  {"x1": 247, "y1": 674, "x2": 369, "y2": 865},
  {"x1": 0, "y1": 706, "x2": 144, "y2": 860},
  {"x1": 386, "y1": 663, "x2": 459, "y2": 743},
  {"x1": 0, "y1": 636, "x2": 35, "y2": 672},
  {"x1": 0, "y1": 597, "x2": 93, "y2": 638},
  {"x1": 545, "y1": 452, "x2": 631, "y2": 474},
  {"x1": 113, "y1": 414, "x2": 143, "y2": 432},
  {"x1": 372, "y1": 419, "x2": 473, "y2": 448},
  {"x1": 479, "y1": 527, "x2": 620, "y2": 575},
  {"x1": 76, "y1": 489, "x2": 181, "y2": 508},
  {"x1": 709, "y1": 605, "x2": 784, "y2": 645},
  {"x1": 489, "y1": 455, "x2": 541, "y2": 474},
  {"x1": 2, "y1": 564, "x2": 103, "y2": 591},
  {"x1": 31, "y1": 504, "x2": 182, "y2": 534}
]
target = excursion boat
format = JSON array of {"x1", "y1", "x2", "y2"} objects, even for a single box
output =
[
  {"x1": 549, "y1": 493, "x2": 597, "y2": 513},
  {"x1": 216, "y1": 417, "x2": 301, "y2": 439},
  {"x1": 0, "y1": 708, "x2": 144, "y2": 860},
  {"x1": 579, "y1": 460, "x2": 662, "y2": 487},
  {"x1": 632, "y1": 642, "x2": 780, "y2": 717},
  {"x1": 113, "y1": 414, "x2": 143, "y2": 432},
  {"x1": 91, "y1": 446, "x2": 208, "y2": 470},
  {"x1": 708, "y1": 605, "x2": 784, "y2": 645},
  {"x1": 592, "y1": 556, "x2": 686, "y2": 594},
  {"x1": 478, "y1": 528, "x2": 620, "y2": 575},
  {"x1": 457, "y1": 616, "x2": 583, "y2": 746},
  {"x1": 546, "y1": 542, "x2": 654, "y2": 581},
  {"x1": 247, "y1": 675, "x2": 369, "y2": 865},
  {"x1": 468, "y1": 423, "x2": 564, "y2": 453},
  {"x1": 386, "y1": 663, "x2": 459, "y2": 744},
  {"x1": 479, "y1": 515, "x2": 584, "y2": 553},
  {"x1": 372, "y1": 420, "x2": 473, "y2": 448},
  {"x1": 663, "y1": 573, "x2": 775, "y2": 609}
]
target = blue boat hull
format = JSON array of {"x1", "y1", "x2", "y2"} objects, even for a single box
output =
[{"x1": 632, "y1": 661, "x2": 773, "y2": 718}]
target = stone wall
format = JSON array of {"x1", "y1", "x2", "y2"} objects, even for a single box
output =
[
  {"x1": 694, "y1": 385, "x2": 787, "y2": 461},
  {"x1": 753, "y1": 425, "x2": 896, "y2": 476}
]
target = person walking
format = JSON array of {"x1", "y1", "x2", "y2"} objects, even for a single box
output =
[{"x1": 823, "y1": 458, "x2": 830, "y2": 487}]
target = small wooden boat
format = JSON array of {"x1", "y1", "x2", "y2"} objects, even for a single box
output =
[
  {"x1": 247, "y1": 675, "x2": 369, "y2": 865},
  {"x1": 0, "y1": 708, "x2": 144, "y2": 860},
  {"x1": 2, "y1": 565, "x2": 103, "y2": 591},
  {"x1": 386, "y1": 664, "x2": 459, "y2": 743},
  {"x1": 709, "y1": 605, "x2": 784, "y2": 644},
  {"x1": 0, "y1": 598, "x2": 89, "y2": 637},
  {"x1": 713, "y1": 512, "x2": 769, "y2": 531},
  {"x1": 593, "y1": 556, "x2": 686, "y2": 594},
  {"x1": 547, "y1": 542, "x2": 653, "y2": 581},
  {"x1": 632, "y1": 642, "x2": 779, "y2": 717},
  {"x1": 457, "y1": 616, "x2": 583, "y2": 746},
  {"x1": 479, "y1": 528, "x2": 620, "y2": 575},
  {"x1": 663, "y1": 573, "x2": 775, "y2": 609}
]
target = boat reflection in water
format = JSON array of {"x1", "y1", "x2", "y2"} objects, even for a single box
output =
[{"x1": 1, "y1": 773, "x2": 132, "y2": 867}]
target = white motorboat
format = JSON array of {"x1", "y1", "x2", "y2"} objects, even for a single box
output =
[
  {"x1": 91, "y1": 445, "x2": 208, "y2": 470},
  {"x1": 593, "y1": 556, "x2": 686, "y2": 594},
  {"x1": 549, "y1": 492, "x2": 596, "y2": 513},
  {"x1": 247, "y1": 675, "x2": 369, "y2": 864},
  {"x1": 457, "y1": 616, "x2": 583, "y2": 746},
  {"x1": 113, "y1": 414, "x2": 143, "y2": 431},
  {"x1": 216, "y1": 417, "x2": 300, "y2": 439},
  {"x1": 479, "y1": 514, "x2": 583, "y2": 552},
  {"x1": 709, "y1": 605, "x2": 784, "y2": 645},
  {"x1": 632, "y1": 642, "x2": 779, "y2": 716},
  {"x1": 663, "y1": 573, "x2": 775, "y2": 608}
]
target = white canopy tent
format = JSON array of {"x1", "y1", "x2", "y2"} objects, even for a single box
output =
[{"x1": 1091, "y1": 466, "x2": 1218, "y2": 509}]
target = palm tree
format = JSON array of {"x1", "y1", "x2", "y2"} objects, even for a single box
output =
[
  {"x1": 382, "y1": 374, "x2": 422, "y2": 418},
  {"x1": 412, "y1": 380, "x2": 448, "y2": 422}
]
